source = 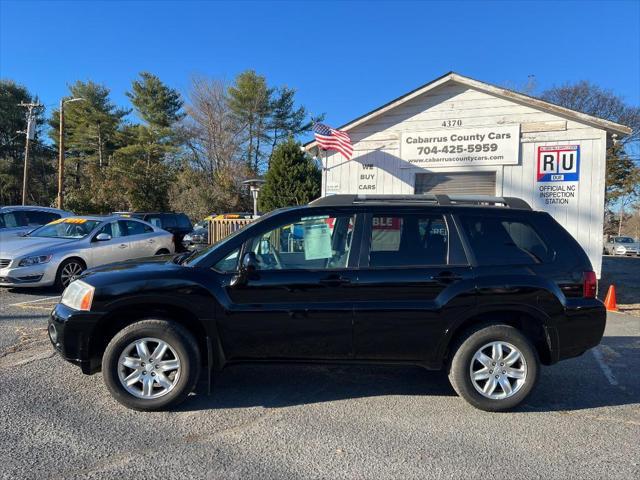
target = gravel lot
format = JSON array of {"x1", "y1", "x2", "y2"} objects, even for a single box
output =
[{"x1": 1, "y1": 284, "x2": 639, "y2": 480}]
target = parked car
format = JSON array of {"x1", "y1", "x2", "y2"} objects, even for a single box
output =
[
  {"x1": 113, "y1": 212, "x2": 193, "y2": 252},
  {"x1": 604, "y1": 236, "x2": 639, "y2": 256},
  {"x1": 0, "y1": 206, "x2": 73, "y2": 241},
  {"x1": 0, "y1": 215, "x2": 174, "y2": 289},
  {"x1": 49, "y1": 195, "x2": 605, "y2": 412},
  {"x1": 182, "y1": 226, "x2": 209, "y2": 251}
]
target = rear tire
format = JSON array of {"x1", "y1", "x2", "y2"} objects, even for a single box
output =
[
  {"x1": 102, "y1": 319, "x2": 201, "y2": 411},
  {"x1": 448, "y1": 324, "x2": 539, "y2": 412},
  {"x1": 55, "y1": 258, "x2": 85, "y2": 290}
]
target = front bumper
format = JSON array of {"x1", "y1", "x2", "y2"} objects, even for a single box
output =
[
  {"x1": 49, "y1": 302, "x2": 104, "y2": 374},
  {"x1": 0, "y1": 262, "x2": 57, "y2": 287}
]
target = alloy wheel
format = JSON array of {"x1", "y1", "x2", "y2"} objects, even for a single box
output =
[
  {"x1": 60, "y1": 262, "x2": 84, "y2": 287},
  {"x1": 469, "y1": 341, "x2": 527, "y2": 400},
  {"x1": 117, "y1": 337, "x2": 181, "y2": 399}
]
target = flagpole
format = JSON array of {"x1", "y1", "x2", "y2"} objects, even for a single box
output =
[{"x1": 323, "y1": 148, "x2": 328, "y2": 197}]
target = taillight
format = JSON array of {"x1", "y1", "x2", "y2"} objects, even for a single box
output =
[{"x1": 583, "y1": 271, "x2": 597, "y2": 298}]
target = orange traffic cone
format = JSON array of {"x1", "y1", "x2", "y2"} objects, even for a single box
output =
[{"x1": 604, "y1": 285, "x2": 618, "y2": 312}]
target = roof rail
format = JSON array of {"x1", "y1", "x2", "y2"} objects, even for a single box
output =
[{"x1": 309, "y1": 194, "x2": 532, "y2": 210}]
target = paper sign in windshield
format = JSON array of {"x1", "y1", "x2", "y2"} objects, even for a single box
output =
[{"x1": 303, "y1": 222, "x2": 332, "y2": 260}]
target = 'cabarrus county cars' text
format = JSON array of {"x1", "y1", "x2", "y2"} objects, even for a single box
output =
[{"x1": 49, "y1": 195, "x2": 606, "y2": 411}]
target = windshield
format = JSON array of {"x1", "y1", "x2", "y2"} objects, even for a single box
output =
[
  {"x1": 29, "y1": 219, "x2": 101, "y2": 239},
  {"x1": 615, "y1": 237, "x2": 635, "y2": 243}
]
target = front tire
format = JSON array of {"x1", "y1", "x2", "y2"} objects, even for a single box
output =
[
  {"x1": 102, "y1": 319, "x2": 201, "y2": 411},
  {"x1": 448, "y1": 324, "x2": 539, "y2": 412},
  {"x1": 55, "y1": 258, "x2": 85, "y2": 290}
]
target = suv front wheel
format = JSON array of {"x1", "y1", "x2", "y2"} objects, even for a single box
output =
[
  {"x1": 102, "y1": 319, "x2": 201, "y2": 411},
  {"x1": 448, "y1": 324, "x2": 539, "y2": 412}
]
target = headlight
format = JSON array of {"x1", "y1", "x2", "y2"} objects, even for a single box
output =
[
  {"x1": 192, "y1": 234, "x2": 203, "y2": 242},
  {"x1": 18, "y1": 255, "x2": 52, "y2": 267},
  {"x1": 61, "y1": 280, "x2": 95, "y2": 311}
]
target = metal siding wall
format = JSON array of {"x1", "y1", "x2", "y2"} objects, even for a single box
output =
[{"x1": 320, "y1": 83, "x2": 607, "y2": 275}]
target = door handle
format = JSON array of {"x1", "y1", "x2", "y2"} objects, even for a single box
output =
[
  {"x1": 119, "y1": 244, "x2": 128, "y2": 249},
  {"x1": 319, "y1": 276, "x2": 351, "y2": 287},
  {"x1": 429, "y1": 271, "x2": 462, "y2": 283}
]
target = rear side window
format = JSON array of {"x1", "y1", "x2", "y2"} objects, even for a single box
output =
[
  {"x1": 459, "y1": 215, "x2": 552, "y2": 265},
  {"x1": 162, "y1": 214, "x2": 177, "y2": 229},
  {"x1": 177, "y1": 214, "x2": 192, "y2": 230},
  {"x1": 369, "y1": 214, "x2": 448, "y2": 267}
]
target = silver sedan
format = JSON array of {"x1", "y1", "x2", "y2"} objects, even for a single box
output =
[{"x1": 0, "y1": 215, "x2": 175, "y2": 289}]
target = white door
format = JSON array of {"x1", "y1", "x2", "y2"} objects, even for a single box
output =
[{"x1": 122, "y1": 220, "x2": 157, "y2": 257}]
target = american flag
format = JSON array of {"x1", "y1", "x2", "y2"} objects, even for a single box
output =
[{"x1": 312, "y1": 122, "x2": 353, "y2": 160}]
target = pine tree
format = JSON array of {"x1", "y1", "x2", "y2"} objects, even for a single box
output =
[
  {"x1": 268, "y1": 86, "x2": 310, "y2": 165},
  {"x1": 258, "y1": 138, "x2": 320, "y2": 211}
]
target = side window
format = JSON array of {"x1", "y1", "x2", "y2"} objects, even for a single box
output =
[
  {"x1": 213, "y1": 248, "x2": 240, "y2": 272},
  {"x1": 96, "y1": 221, "x2": 126, "y2": 239},
  {"x1": 459, "y1": 215, "x2": 552, "y2": 265},
  {"x1": 25, "y1": 210, "x2": 60, "y2": 226},
  {"x1": 246, "y1": 214, "x2": 355, "y2": 270},
  {"x1": 162, "y1": 215, "x2": 177, "y2": 229},
  {"x1": 0, "y1": 211, "x2": 27, "y2": 228},
  {"x1": 123, "y1": 220, "x2": 148, "y2": 236},
  {"x1": 369, "y1": 214, "x2": 448, "y2": 267},
  {"x1": 147, "y1": 216, "x2": 163, "y2": 228},
  {"x1": 177, "y1": 214, "x2": 192, "y2": 230}
]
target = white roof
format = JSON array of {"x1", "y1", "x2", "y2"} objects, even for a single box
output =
[{"x1": 305, "y1": 72, "x2": 632, "y2": 150}]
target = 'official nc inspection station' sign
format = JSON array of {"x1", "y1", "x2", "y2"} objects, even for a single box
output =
[{"x1": 400, "y1": 125, "x2": 520, "y2": 167}]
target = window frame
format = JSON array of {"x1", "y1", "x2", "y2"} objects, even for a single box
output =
[
  {"x1": 454, "y1": 211, "x2": 557, "y2": 267},
  {"x1": 217, "y1": 209, "x2": 365, "y2": 274},
  {"x1": 358, "y1": 209, "x2": 465, "y2": 270}
]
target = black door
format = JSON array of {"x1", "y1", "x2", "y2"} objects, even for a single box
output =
[
  {"x1": 215, "y1": 210, "x2": 362, "y2": 360},
  {"x1": 351, "y1": 210, "x2": 475, "y2": 364}
]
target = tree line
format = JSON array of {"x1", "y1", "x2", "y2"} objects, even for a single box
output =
[
  {"x1": 0, "y1": 70, "x2": 321, "y2": 219},
  {"x1": 0, "y1": 74, "x2": 638, "y2": 232}
]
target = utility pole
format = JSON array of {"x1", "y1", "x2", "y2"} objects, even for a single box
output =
[{"x1": 18, "y1": 101, "x2": 43, "y2": 205}]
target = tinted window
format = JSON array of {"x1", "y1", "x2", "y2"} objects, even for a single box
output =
[
  {"x1": 162, "y1": 214, "x2": 177, "y2": 229},
  {"x1": 123, "y1": 220, "x2": 148, "y2": 236},
  {"x1": 177, "y1": 214, "x2": 192, "y2": 230},
  {"x1": 247, "y1": 214, "x2": 355, "y2": 270},
  {"x1": 460, "y1": 215, "x2": 552, "y2": 265},
  {"x1": 369, "y1": 214, "x2": 448, "y2": 267},
  {"x1": 0, "y1": 211, "x2": 27, "y2": 228},
  {"x1": 25, "y1": 210, "x2": 60, "y2": 226}
]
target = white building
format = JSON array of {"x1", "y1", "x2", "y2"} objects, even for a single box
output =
[{"x1": 305, "y1": 72, "x2": 632, "y2": 277}]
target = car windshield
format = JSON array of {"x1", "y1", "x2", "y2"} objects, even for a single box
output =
[
  {"x1": 28, "y1": 219, "x2": 101, "y2": 239},
  {"x1": 615, "y1": 237, "x2": 635, "y2": 243}
]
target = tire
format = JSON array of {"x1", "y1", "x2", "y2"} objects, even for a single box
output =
[
  {"x1": 448, "y1": 324, "x2": 539, "y2": 412},
  {"x1": 55, "y1": 258, "x2": 85, "y2": 290},
  {"x1": 155, "y1": 249, "x2": 170, "y2": 255},
  {"x1": 102, "y1": 319, "x2": 201, "y2": 411}
]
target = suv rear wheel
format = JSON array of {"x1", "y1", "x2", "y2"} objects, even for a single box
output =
[
  {"x1": 102, "y1": 319, "x2": 200, "y2": 411},
  {"x1": 448, "y1": 324, "x2": 539, "y2": 412}
]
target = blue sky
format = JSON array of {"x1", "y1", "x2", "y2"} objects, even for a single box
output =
[{"x1": 1, "y1": 0, "x2": 639, "y2": 136}]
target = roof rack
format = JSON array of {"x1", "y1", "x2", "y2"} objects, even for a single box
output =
[{"x1": 309, "y1": 194, "x2": 532, "y2": 210}]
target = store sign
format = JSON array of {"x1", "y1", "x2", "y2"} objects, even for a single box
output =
[
  {"x1": 400, "y1": 125, "x2": 520, "y2": 167},
  {"x1": 536, "y1": 145, "x2": 580, "y2": 182},
  {"x1": 535, "y1": 145, "x2": 580, "y2": 207}
]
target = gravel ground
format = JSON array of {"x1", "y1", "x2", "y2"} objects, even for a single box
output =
[{"x1": 0, "y1": 286, "x2": 639, "y2": 480}]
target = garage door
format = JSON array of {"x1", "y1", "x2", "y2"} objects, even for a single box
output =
[{"x1": 414, "y1": 172, "x2": 496, "y2": 195}]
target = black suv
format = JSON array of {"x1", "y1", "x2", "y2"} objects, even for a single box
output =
[
  {"x1": 51, "y1": 195, "x2": 605, "y2": 411},
  {"x1": 113, "y1": 212, "x2": 193, "y2": 252}
]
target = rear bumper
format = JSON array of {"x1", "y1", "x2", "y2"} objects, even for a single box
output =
[
  {"x1": 49, "y1": 303, "x2": 104, "y2": 374},
  {"x1": 551, "y1": 299, "x2": 606, "y2": 362}
]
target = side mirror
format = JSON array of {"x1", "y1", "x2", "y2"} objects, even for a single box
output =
[
  {"x1": 95, "y1": 233, "x2": 112, "y2": 242},
  {"x1": 230, "y1": 252, "x2": 258, "y2": 287}
]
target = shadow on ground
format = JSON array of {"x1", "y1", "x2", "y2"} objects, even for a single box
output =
[{"x1": 176, "y1": 335, "x2": 639, "y2": 414}]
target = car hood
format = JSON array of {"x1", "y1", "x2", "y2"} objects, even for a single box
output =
[{"x1": 0, "y1": 236, "x2": 77, "y2": 258}]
